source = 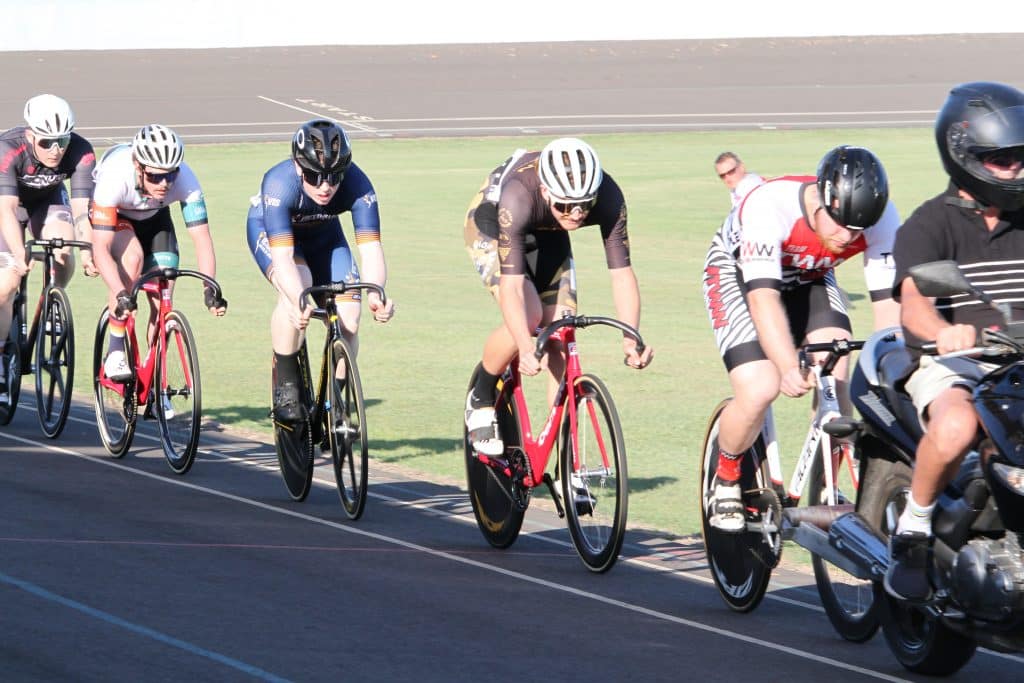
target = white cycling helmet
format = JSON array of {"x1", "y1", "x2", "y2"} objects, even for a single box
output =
[
  {"x1": 132, "y1": 124, "x2": 184, "y2": 170},
  {"x1": 23, "y1": 94, "x2": 75, "y2": 137},
  {"x1": 538, "y1": 137, "x2": 603, "y2": 200}
]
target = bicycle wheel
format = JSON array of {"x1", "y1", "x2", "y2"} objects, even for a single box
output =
[
  {"x1": 155, "y1": 311, "x2": 202, "y2": 475},
  {"x1": 699, "y1": 398, "x2": 778, "y2": 612},
  {"x1": 92, "y1": 309, "x2": 137, "y2": 457},
  {"x1": 0, "y1": 300, "x2": 24, "y2": 425},
  {"x1": 559, "y1": 373, "x2": 628, "y2": 573},
  {"x1": 464, "y1": 364, "x2": 527, "y2": 548},
  {"x1": 273, "y1": 343, "x2": 314, "y2": 501},
  {"x1": 808, "y1": 443, "x2": 880, "y2": 642},
  {"x1": 328, "y1": 336, "x2": 368, "y2": 520},
  {"x1": 34, "y1": 287, "x2": 75, "y2": 438}
]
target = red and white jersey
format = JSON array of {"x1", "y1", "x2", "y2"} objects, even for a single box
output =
[{"x1": 721, "y1": 175, "x2": 899, "y2": 296}]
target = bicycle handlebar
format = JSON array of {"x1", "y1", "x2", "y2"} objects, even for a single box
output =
[
  {"x1": 533, "y1": 314, "x2": 645, "y2": 360},
  {"x1": 25, "y1": 238, "x2": 92, "y2": 260},
  {"x1": 298, "y1": 282, "x2": 387, "y2": 319},
  {"x1": 116, "y1": 268, "x2": 225, "y2": 318},
  {"x1": 798, "y1": 338, "x2": 866, "y2": 377}
]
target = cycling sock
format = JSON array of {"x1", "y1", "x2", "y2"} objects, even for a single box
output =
[
  {"x1": 470, "y1": 367, "x2": 501, "y2": 409},
  {"x1": 716, "y1": 449, "x2": 743, "y2": 482},
  {"x1": 108, "y1": 318, "x2": 126, "y2": 353},
  {"x1": 896, "y1": 494, "x2": 934, "y2": 536},
  {"x1": 274, "y1": 351, "x2": 301, "y2": 386}
]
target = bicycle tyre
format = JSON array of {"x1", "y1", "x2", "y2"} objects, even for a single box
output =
[
  {"x1": 464, "y1": 364, "x2": 527, "y2": 548},
  {"x1": 156, "y1": 311, "x2": 202, "y2": 475},
  {"x1": 273, "y1": 342, "x2": 314, "y2": 501},
  {"x1": 328, "y1": 337, "x2": 369, "y2": 520},
  {"x1": 92, "y1": 309, "x2": 137, "y2": 457},
  {"x1": 0, "y1": 299, "x2": 24, "y2": 425},
  {"x1": 699, "y1": 398, "x2": 777, "y2": 612},
  {"x1": 559, "y1": 373, "x2": 628, "y2": 573},
  {"x1": 34, "y1": 287, "x2": 75, "y2": 438},
  {"x1": 807, "y1": 443, "x2": 880, "y2": 642}
]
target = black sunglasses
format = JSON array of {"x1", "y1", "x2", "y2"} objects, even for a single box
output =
[
  {"x1": 981, "y1": 148, "x2": 1024, "y2": 168},
  {"x1": 37, "y1": 134, "x2": 71, "y2": 150},
  {"x1": 551, "y1": 196, "x2": 597, "y2": 217},
  {"x1": 717, "y1": 165, "x2": 739, "y2": 179},
  {"x1": 144, "y1": 168, "x2": 180, "y2": 185},
  {"x1": 301, "y1": 168, "x2": 344, "y2": 187}
]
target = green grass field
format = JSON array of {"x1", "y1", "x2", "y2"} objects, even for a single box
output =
[{"x1": 53, "y1": 127, "x2": 945, "y2": 536}]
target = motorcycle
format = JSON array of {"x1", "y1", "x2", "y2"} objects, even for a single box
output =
[{"x1": 790, "y1": 259, "x2": 1024, "y2": 675}]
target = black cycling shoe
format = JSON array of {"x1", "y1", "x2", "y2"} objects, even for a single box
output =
[
  {"x1": 273, "y1": 381, "x2": 308, "y2": 424},
  {"x1": 884, "y1": 531, "x2": 933, "y2": 602}
]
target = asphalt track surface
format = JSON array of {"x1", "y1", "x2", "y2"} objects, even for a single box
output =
[{"x1": 3, "y1": 35, "x2": 1024, "y2": 681}]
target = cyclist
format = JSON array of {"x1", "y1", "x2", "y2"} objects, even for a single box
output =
[
  {"x1": 90, "y1": 124, "x2": 226, "y2": 383},
  {"x1": 247, "y1": 119, "x2": 394, "y2": 423},
  {"x1": 702, "y1": 145, "x2": 900, "y2": 532},
  {"x1": 0, "y1": 94, "x2": 98, "y2": 404},
  {"x1": 463, "y1": 137, "x2": 654, "y2": 458},
  {"x1": 714, "y1": 151, "x2": 764, "y2": 209},
  {"x1": 885, "y1": 82, "x2": 1024, "y2": 601}
]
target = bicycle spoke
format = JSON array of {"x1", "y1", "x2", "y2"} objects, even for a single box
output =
[{"x1": 156, "y1": 312, "x2": 202, "y2": 474}]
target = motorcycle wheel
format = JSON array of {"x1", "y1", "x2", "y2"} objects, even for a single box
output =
[{"x1": 859, "y1": 456, "x2": 977, "y2": 675}]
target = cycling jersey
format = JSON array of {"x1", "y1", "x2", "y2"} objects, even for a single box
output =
[
  {"x1": 723, "y1": 176, "x2": 898, "y2": 298},
  {"x1": 89, "y1": 144, "x2": 207, "y2": 229},
  {"x1": 247, "y1": 159, "x2": 380, "y2": 248},
  {"x1": 0, "y1": 126, "x2": 95, "y2": 205}
]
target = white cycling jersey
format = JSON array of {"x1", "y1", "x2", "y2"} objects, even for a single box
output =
[
  {"x1": 723, "y1": 175, "x2": 899, "y2": 297},
  {"x1": 91, "y1": 144, "x2": 204, "y2": 221}
]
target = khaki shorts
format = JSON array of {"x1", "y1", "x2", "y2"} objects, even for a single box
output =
[{"x1": 904, "y1": 355, "x2": 997, "y2": 421}]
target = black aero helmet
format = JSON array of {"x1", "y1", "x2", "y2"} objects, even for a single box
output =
[
  {"x1": 935, "y1": 81, "x2": 1024, "y2": 211},
  {"x1": 291, "y1": 119, "x2": 352, "y2": 176},
  {"x1": 816, "y1": 145, "x2": 889, "y2": 229}
]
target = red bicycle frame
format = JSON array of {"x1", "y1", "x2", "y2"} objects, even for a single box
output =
[{"x1": 482, "y1": 324, "x2": 610, "y2": 490}]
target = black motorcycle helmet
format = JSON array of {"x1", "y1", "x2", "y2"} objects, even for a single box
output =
[
  {"x1": 935, "y1": 81, "x2": 1024, "y2": 212},
  {"x1": 815, "y1": 145, "x2": 889, "y2": 230},
  {"x1": 291, "y1": 119, "x2": 352, "y2": 179}
]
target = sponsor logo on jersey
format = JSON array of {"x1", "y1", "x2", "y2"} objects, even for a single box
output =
[
  {"x1": 263, "y1": 195, "x2": 281, "y2": 207},
  {"x1": 740, "y1": 240, "x2": 775, "y2": 260}
]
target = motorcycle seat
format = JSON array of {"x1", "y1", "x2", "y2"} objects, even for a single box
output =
[{"x1": 877, "y1": 348, "x2": 925, "y2": 443}]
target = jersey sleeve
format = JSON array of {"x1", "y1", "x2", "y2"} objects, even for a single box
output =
[
  {"x1": 259, "y1": 166, "x2": 299, "y2": 249},
  {"x1": 861, "y1": 200, "x2": 899, "y2": 300},
  {"x1": 67, "y1": 136, "x2": 96, "y2": 200},
  {"x1": 736, "y1": 190, "x2": 787, "y2": 289},
  {"x1": 342, "y1": 165, "x2": 381, "y2": 245},
  {"x1": 496, "y1": 179, "x2": 534, "y2": 276},
  {"x1": 171, "y1": 164, "x2": 209, "y2": 228},
  {"x1": 597, "y1": 175, "x2": 631, "y2": 269}
]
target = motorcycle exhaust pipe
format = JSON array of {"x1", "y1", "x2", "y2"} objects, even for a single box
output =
[{"x1": 783, "y1": 509, "x2": 889, "y2": 581}]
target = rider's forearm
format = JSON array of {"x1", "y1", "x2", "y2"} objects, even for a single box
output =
[
  {"x1": 608, "y1": 266, "x2": 641, "y2": 329},
  {"x1": 270, "y1": 247, "x2": 304, "y2": 306},
  {"x1": 498, "y1": 275, "x2": 534, "y2": 351},
  {"x1": 91, "y1": 236, "x2": 131, "y2": 303},
  {"x1": 899, "y1": 280, "x2": 953, "y2": 341},
  {"x1": 0, "y1": 199, "x2": 24, "y2": 259},
  {"x1": 870, "y1": 297, "x2": 900, "y2": 331},
  {"x1": 357, "y1": 241, "x2": 387, "y2": 288},
  {"x1": 70, "y1": 198, "x2": 94, "y2": 245},
  {"x1": 188, "y1": 224, "x2": 217, "y2": 279}
]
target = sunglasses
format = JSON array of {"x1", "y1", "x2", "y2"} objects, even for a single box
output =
[
  {"x1": 981, "y1": 148, "x2": 1024, "y2": 169},
  {"x1": 37, "y1": 135, "x2": 71, "y2": 150},
  {"x1": 551, "y1": 196, "x2": 597, "y2": 217},
  {"x1": 301, "y1": 168, "x2": 344, "y2": 187},
  {"x1": 143, "y1": 168, "x2": 180, "y2": 185},
  {"x1": 717, "y1": 165, "x2": 739, "y2": 179}
]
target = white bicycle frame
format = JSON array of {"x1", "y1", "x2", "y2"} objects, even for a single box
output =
[{"x1": 760, "y1": 363, "x2": 851, "y2": 507}]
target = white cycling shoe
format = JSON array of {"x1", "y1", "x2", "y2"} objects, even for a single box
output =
[{"x1": 465, "y1": 392, "x2": 503, "y2": 457}]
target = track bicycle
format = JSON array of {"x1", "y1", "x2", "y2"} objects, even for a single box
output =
[
  {"x1": 0, "y1": 237, "x2": 91, "y2": 437},
  {"x1": 271, "y1": 281, "x2": 384, "y2": 521},
  {"x1": 93, "y1": 267, "x2": 225, "y2": 474},
  {"x1": 699, "y1": 338, "x2": 879, "y2": 641},
  {"x1": 464, "y1": 313, "x2": 644, "y2": 573}
]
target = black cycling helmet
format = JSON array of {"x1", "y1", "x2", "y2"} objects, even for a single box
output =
[
  {"x1": 816, "y1": 145, "x2": 889, "y2": 229},
  {"x1": 935, "y1": 81, "x2": 1024, "y2": 211},
  {"x1": 291, "y1": 119, "x2": 352, "y2": 176}
]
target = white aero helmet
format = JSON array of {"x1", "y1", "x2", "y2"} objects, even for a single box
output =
[
  {"x1": 23, "y1": 94, "x2": 75, "y2": 137},
  {"x1": 132, "y1": 124, "x2": 184, "y2": 169},
  {"x1": 538, "y1": 137, "x2": 603, "y2": 200}
]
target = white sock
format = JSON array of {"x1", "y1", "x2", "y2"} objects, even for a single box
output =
[{"x1": 897, "y1": 494, "x2": 934, "y2": 536}]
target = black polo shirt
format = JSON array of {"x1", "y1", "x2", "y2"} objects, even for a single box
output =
[{"x1": 893, "y1": 183, "x2": 1024, "y2": 351}]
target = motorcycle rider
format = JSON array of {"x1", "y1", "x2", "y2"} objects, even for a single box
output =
[{"x1": 886, "y1": 81, "x2": 1024, "y2": 601}]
